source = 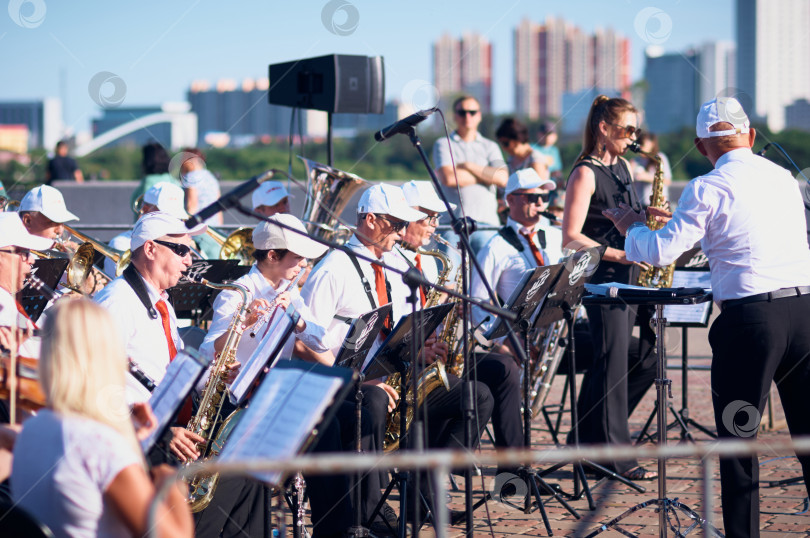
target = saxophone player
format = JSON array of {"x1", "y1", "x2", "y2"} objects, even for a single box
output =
[
  {"x1": 562, "y1": 95, "x2": 657, "y2": 481},
  {"x1": 603, "y1": 97, "x2": 810, "y2": 538},
  {"x1": 94, "y1": 212, "x2": 270, "y2": 537},
  {"x1": 467, "y1": 169, "x2": 560, "y2": 467}
]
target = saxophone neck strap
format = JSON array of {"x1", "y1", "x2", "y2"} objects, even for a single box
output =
[
  {"x1": 345, "y1": 251, "x2": 393, "y2": 333},
  {"x1": 123, "y1": 263, "x2": 159, "y2": 320}
]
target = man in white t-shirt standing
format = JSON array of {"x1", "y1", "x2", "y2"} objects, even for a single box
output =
[{"x1": 433, "y1": 95, "x2": 508, "y2": 252}]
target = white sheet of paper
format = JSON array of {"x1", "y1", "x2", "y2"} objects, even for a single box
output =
[
  {"x1": 229, "y1": 307, "x2": 295, "y2": 405},
  {"x1": 218, "y1": 366, "x2": 344, "y2": 484},
  {"x1": 141, "y1": 351, "x2": 205, "y2": 453},
  {"x1": 663, "y1": 271, "x2": 713, "y2": 325}
]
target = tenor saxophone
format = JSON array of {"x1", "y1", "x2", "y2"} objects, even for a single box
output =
[
  {"x1": 382, "y1": 241, "x2": 452, "y2": 452},
  {"x1": 185, "y1": 277, "x2": 250, "y2": 512},
  {"x1": 632, "y1": 143, "x2": 675, "y2": 288}
]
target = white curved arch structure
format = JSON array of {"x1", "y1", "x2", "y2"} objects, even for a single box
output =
[{"x1": 74, "y1": 111, "x2": 197, "y2": 157}]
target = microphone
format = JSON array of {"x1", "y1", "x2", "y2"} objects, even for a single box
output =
[
  {"x1": 757, "y1": 143, "x2": 772, "y2": 157},
  {"x1": 185, "y1": 169, "x2": 277, "y2": 228},
  {"x1": 374, "y1": 108, "x2": 438, "y2": 142}
]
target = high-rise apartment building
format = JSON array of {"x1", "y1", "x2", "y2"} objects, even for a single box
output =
[
  {"x1": 0, "y1": 98, "x2": 63, "y2": 149},
  {"x1": 737, "y1": 0, "x2": 810, "y2": 131},
  {"x1": 644, "y1": 42, "x2": 736, "y2": 134},
  {"x1": 514, "y1": 17, "x2": 630, "y2": 120},
  {"x1": 432, "y1": 32, "x2": 492, "y2": 111}
]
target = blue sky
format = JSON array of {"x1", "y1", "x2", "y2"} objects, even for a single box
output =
[{"x1": 0, "y1": 0, "x2": 733, "y2": 134}]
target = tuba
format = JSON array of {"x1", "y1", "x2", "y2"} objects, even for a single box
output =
[
  {"x1": 631, "y1": 142, "x2": 674, "y2": 288},
  {"x1": 184, "y1": 278, "x2": 250, "y2": 512},
  {"x1": 382, "y1": 241, "x2": 452, "y2": 452},
  {"x1": 299, "y1": 157, "x2": 368, "y2": 245}
]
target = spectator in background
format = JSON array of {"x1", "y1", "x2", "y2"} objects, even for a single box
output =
[
  {"x1": 631, "y1": 132, "x2": 672, "y2": 207},
  {"x1": 496, "y1": 117, "x2": 551, "y2": 223},
  {"x1": 532, "y1": 121, "x2": 565, "y2": 217},
  {"x1": 178, "y1": 148, "x2": 223, "y2": 258},
  {"x1": 129, "y1": 142, "x2": 181, "y2": 213},
  {"x1": 432, "y1": 95, "x2": 508, "y2": 253},
  {"x1": 178, "y1": 148, "x2": 223, "y2": 226},
  {"x1": 252, "y1": 181, "x2": 292, "y2": 217},
  {"x1": 46, "y1": 140, "x2": 84, "y2": 184}
]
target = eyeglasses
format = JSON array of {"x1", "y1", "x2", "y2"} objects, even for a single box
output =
[
  {"x1": 152, "y1": 239, "x2": 192, "y2": 257},
  {"x1": 608, "y1": 123, "x2": 641, "y2": 138},
  {"x1": 455, "y1": 109, "x2": 479, "y2": 117},
  {"x1": 517, "y1": 192, "x2": 550, "y2": 204},
  {"x1": 0, "y1": 247, "x2": 31, "y2": 259},
  {"x1": 419, "y1": 215, "x2": 440, "y2": 226},
  {"x1": 373, "y1": 215, "x2": 408, "y2": 233}
]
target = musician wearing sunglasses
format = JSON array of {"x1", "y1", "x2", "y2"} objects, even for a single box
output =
[
  {"x1": 561, "y1": 95, "x2": 658, "y2": 482},
  {"x1": 432, "y1": 95, "x2": 508, "y2": 252}
]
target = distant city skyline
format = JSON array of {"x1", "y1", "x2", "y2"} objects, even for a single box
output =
[{"x1": 0, "y1": 1, "x2": 734, "y2": 138}]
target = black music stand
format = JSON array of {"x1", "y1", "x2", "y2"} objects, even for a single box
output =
[
  {"x1": 482, "y1": 264, "x2": 580, "y2": 531},
  {"x1": 168, "y1": 260, "x2": 239, "y2": 323},
  {"x1": 19, "y1": 258, "x2": 68, "y2": 322},
  {"x1": 535, "y1": 248, "x2": 648, "y2": 510},
  {"x1": 581, "y1": 288, "x2": 721, "y2": 538},
  {"x1": 635, "y1": 269, "x2": 715, "y2": 444},
  {"x1": 333, "y1": 304, "x2": 392, "y2": 538},
  {"x1": 364, "y1": 302, "x2": 454, "y2": 536}
]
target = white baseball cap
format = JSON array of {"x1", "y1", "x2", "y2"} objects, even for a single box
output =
[
  {"x1": 696, "y1": 97, "x2": 750, "y2": 139},
  {"x1": 19, "y1": 185, "x2": 79, "y2": 223},
  {"x1": 252, "y1": 181, "x2": 292, "y2": 209},
  {"x1": 357, "y1": 184, "x2": 426, "y2": 222},
  {"x1": 252, "y1": 213, "x2": 327, "y2": 259},
  {"x1": 130, "y1": 211, "x2": 206, "y2": 251},
  {"x1": 400, "y1": 180, "x2": 455, "y2": 213},
  {"x1": 143, "y1": 182, "x2": 187, "y2": 220},
  {"x1": 505, "y1": 168, "x2": 556, "y2": 196},
  {"x1": 0, "y1": 213, "x2": 53, "y2": 250}
]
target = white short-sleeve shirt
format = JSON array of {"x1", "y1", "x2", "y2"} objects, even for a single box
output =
[{"x1": 12, "y1": 409, "x2": 142, "y2": 538}]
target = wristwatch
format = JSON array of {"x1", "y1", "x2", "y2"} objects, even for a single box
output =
[{"x1": 625, "y1": 221, "x2": 646, "y2": 237}]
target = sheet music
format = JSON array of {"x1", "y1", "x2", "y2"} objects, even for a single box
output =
[
  {"x1": 141, "y1": 351, "x2": 206, "y2": 453},
  {"x1": 229, "y1": 307, "x2": 296, "y2": 405},
  {"x1": 218, "y1": 367, "x2": 344, "y2": 484},
  {"x1": 663, "y1": 271, "x2": 713, "y2": 325}
]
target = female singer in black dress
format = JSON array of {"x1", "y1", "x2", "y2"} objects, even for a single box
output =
[{"x1": 562, "y1": 95, "x2": 658, "y2": 480}]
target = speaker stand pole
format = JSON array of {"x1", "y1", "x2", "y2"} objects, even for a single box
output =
[{"x1": 327, "y1": 112, "x2": 334, "y2": 166}]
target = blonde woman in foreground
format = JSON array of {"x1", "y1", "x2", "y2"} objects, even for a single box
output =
[{"x1": 10, "y1": 299, "x2": 193, "y2": 537}]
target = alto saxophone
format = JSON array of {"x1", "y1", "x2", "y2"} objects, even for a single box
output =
[
  {"x1": 185, "y1": 277, "x2": 250, "y2": 512},
  {"x1": 382, "y1": 241, "x2": 452, "y2": 452},
  {"x1": 632, "y1": 143, "x2": 675, "y2": 288}
]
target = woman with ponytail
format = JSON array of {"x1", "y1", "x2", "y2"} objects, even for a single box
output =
[{"x1": 561, "y1": 95, "x2": 658, "y2": 481}]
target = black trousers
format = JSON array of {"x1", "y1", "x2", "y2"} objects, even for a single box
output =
[
  {"x1": 476, "y1": 353, "x2": 524, "y2": 470},
  {"x1": 192, "y1": 477, "x2": 270, "y2": 538},
  {"x1": 410, "y1": 373, "x2": 494, "y2": 520},
  {"x1": 709, "y1": 295, "x2": 810, "y2": 538},
  {"x1": 575, "y1": 304, "x2": 657, "y2": 473}
]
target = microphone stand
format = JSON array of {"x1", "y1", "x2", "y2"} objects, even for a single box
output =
[
  {"x1": 400, "y1": 125, "x2": 533, "y2": 536},
  {"x1": 228, "y1": 201, "x2": 517, "y2": 535}
]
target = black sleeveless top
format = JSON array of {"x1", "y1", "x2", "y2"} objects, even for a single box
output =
[{"x1": 570, "y1": 158, "x2": 642, "y2": 284}]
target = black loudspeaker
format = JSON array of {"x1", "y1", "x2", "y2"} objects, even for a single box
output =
[{"x1": 268, "y1": 54, "x2": 385, "y2": 114}]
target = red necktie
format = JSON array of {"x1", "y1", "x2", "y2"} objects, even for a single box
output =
[
  {"x1": 414, "y1": 254, "x2": 427, "y2": 307},
  {"x1": 372, "y1": 263, "x2": 391, "y2": 330},
  {"x1": 15, "y1": 301, "x2": 37, "y2": 330},
  {"x1": 154, "y1": 299, "x2": 178, "y2": 361},
  {"x1": 520, "y1": 230, "x2": 545, "y2": 266}
]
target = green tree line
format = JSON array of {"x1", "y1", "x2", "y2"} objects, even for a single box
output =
[{"x1": 2, "y1": 118, "x2": 809, "y2": 190}]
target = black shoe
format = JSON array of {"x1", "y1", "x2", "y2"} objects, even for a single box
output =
[{"x1": 368, "y1": 503, "x2": 398, "y2": 536}]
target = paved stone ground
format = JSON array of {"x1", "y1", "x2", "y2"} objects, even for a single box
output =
[
  {"x1": 281, "y1": 321, "x2": 809, "y2": 536},
  {"x1": 381, "y1": 322, "x2": 810, "y2": 537}
]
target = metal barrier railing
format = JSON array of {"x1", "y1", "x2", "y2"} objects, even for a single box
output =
[{"x1": 149, "y1": 436, "x2": 810, "y2": 537}]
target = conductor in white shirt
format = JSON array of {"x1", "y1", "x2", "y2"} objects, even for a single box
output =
[{"x1": 604, "y1": 97, "x2": 810, "y2": 538}]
